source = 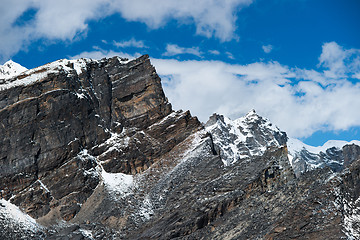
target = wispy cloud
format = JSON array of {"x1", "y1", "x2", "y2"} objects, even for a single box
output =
[
  {"x1": 70, "y1": 47, "x2": 140, "y2": 60},
  {"x1": 226, "y1": 51, "x2": 235, "y2": 59},
  {"x1": 110, "y1": 0, "x2": 253, "y2": 41},
  {"x1": 113, "y1": 38, "x2": 147, "y2": 48},
  {"x1": 209, "y1": 50, "x2": 220, "y2": 55},
  {"x1": 262, "y1": 44, "x2": 273, "y2": 53},
  {"x1": 163, "y1": 44, "x2": 202, "y2": 57}
]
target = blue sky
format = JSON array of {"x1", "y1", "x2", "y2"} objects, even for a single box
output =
[{"x1": 1, "y1": 0, "x2": 360, "y2": 146}]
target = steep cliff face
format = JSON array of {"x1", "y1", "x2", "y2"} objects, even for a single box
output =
[
  {"x1": 1, "y1": 55, "x2": 360, "y2": 239},
  {"x1": 0, "y1": 55, "x2": 200, "y2": 225}
]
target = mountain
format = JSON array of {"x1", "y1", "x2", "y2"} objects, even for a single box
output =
[{"x1": 1, "y1": 55, "x2": 360, "y2": 239}]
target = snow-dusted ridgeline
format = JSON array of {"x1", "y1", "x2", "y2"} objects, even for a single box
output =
[{"x1": 205, "y1": 109, "x2": 287, "y2": 166}]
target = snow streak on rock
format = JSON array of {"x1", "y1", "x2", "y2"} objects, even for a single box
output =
[{"x1": 343, "y1": 197, "x2": 360, "y2": 239}]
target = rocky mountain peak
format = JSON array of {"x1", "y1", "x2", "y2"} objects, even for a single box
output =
[
  {"x1": 205, "y1": 111, "x2": 287, "y2": 166},
  {"x1": 244, "y1": 108, "x2": 257, "y2": 118}
]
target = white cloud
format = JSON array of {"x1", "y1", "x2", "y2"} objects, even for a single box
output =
[
  {"x1": 262, "y1": 44, "x2": 273, "y2": 53},
  {"x1": 319, "y1": 41, "x2": 360, "y2": 79},
  {"x1": 226, "y1": 51, "x2": 235, "y2": 59},
  {"x1": 0, "y1": 0, "x2": 253, "y2": 61},
  {"x1": 163, "y1": 44, "x2": 202, "y2": 57},
  {"x1": 109, "y1": 0, "x2": 252, "y2": 41},
  {"x1": 70, "y1": 48, "x2": 140, "y2": 60},
  {"x1": 70, "y1": 42, "x2": 360, "y2": 140},
  {"x1": 152, "y1": 42, "x2": 360, "y2": 139},
  {"x1": 113, "y1": 38, "x2": 147, "y2": 48},
  {"x1": 209, "y1": 50, "x2": 220, "y2": 55}
]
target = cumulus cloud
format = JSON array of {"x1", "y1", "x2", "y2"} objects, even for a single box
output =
[
  {"x1": 113, "y1": 38, "x2": 147, "y2": 48},
  {"x1": 262, "y1": 44, "x2": 273, "y2": 53},
  {"x1": 153, "y1": 42, "x2": 360, "y2": 138},
  {"x1": 70, "y1": 42, "x2": 360, "y2": 139},
  {"x1": 319, "y1": 41, "x2": 360, "y2": 79},
  {"x1": 0, "y1": 0, "x2": 252, "y2": 61},
  {"x1": 163, "y1": 44, "x2": 202, "y2": 57}
]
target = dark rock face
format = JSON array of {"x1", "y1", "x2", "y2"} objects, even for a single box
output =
[
  {"x1": 1, "y1": 55, "x2": 360, "y2": 239},
  {"x1": 343, "y1": 144, "x2": 360, "y2": 167}
]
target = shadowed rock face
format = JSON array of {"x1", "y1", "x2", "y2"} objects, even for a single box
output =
[{"x1": 1, "y1": 55, "x2": 360, "y2": 239}]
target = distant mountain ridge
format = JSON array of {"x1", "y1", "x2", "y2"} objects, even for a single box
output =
[{"x1": 1, "y1": 56, "x2": 360, "y2": 239}]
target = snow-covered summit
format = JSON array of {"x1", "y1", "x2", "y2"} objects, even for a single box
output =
[
  {"x1": 0, "y1": 60, "x2": 27, "y2": 80},
  {"x1": 205, "y1": 110, "x2": 287, "y2": 166},
  {"x1": 288, "y1": 138, "x2": 360, "y2": 155},
  {"x1": 0, "y1": 58, "x2": 95, "y2": 91},
  {"x1": 0, "y1": 56, "x2": 133, "y2": 91}
]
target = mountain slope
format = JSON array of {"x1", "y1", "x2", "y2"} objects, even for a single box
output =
[{"x1": 0, "y1": 55, "x2": 360, "y2": 239}]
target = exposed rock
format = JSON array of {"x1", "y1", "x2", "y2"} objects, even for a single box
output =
[
  {"x1": 343, "y1": 144, "x2": 360, "y2": 167},
  {"x1": 0, "y1": 55, "x2": 193, "y2": 224}
]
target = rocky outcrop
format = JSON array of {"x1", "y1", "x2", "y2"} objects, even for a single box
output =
[
  {"x1": 343, "y1": 144, "x2": 360, "y2": 167},
  {"x1": 0, "y1": 55, "x2": 200, "y2": 225}
]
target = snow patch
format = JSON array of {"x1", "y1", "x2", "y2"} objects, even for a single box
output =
[
  {"x1": 99, "y1": 132, "x2": 130, "y2": 157},
  {"x1": 79, "y1": 229, "x2": 94, "y2": 239},
  {"x1": 138, "y1": 197, "x2": 154, "y2": 221},
  {"x1": 101, "y1": 168, "x2": 133, "y2": 197},
  {"x1": 37, "y1": 180, "x2": 50, "y2": 193},
  {"x1": 0, "y1": 199, "x2": 42, "y2": 232}
]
